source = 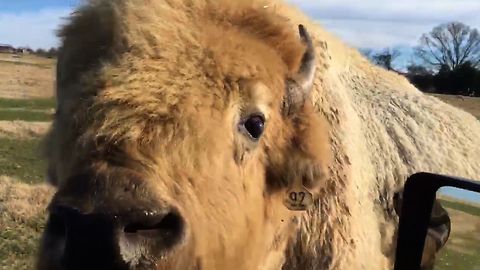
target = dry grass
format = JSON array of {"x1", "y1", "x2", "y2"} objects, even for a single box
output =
[
  {"x1": 0, "y1": 137, "x2": 50, "y2": 184},
  {"x1": 0, "y1": 54, "x2": 54, "y2": 67},
  {"x1": 431, "y1": 94, "x2": 480, "y2": 120},
  {"x1": 0, "y1": 176, "x2": 55, "y2": 270},
  {"x1": 0, "y1": 121, "x2": 50, "y2": 139},
  {"x1": 0, "y1": 54, "x2": 55, "y2": 99}
]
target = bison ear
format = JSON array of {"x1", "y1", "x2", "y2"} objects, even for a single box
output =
[
  {"x1": 283, "y1": 24, "x2": 316, "y2": 116},
  {"x1": 281, "y1": 25, "x2": 331, "y2": 203}
]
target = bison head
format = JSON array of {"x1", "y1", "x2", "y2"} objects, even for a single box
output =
[{"x1": 37, "y1": 1, "x2": 331, "y2": 270}]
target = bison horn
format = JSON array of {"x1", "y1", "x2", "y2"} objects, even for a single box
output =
[
  {"x1": 283, "y1": 24, "x2": 316, "y2": 116},
  {"x1": 296, "y1": 24, "x2": 316, "y2": 91}
]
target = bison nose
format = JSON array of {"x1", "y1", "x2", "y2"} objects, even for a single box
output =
[
  {"x1": 44, "y1": 204, "x2": 186, "y2": 269},
  {"x1": 121, "y1": 208, "x2": 186, "y2": 251}
]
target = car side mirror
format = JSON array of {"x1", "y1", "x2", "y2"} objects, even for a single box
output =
[{"x1": 394, "y1": 172, "x2": 480, "y2": 270}]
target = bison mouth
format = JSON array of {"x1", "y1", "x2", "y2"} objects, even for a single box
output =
[
  {"x1": 38, "y1": 205, "x2": 192, "y2": 270},
  {"x1": 119, "y1": 210, "x2": 187, "y2": 266},
  {"x1": 123, "y1": 211, "x2": 185, "y2": 244}
]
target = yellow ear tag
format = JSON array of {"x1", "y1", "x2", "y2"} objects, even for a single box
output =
[{"x1": 283, "y1": 185, "x2": 314, "y2": 211}]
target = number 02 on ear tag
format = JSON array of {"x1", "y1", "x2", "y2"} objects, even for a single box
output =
[{"x1": 283, "y1": 187, "x2": 314, "y2": 211}]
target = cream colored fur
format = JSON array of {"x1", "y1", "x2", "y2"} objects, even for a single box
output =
[
  {"x1": 38, "y1": 0, "x2": 480, "y2": 269},
  {"x1": 272, "y1": 2, "x2": 480, "y2": 269}
]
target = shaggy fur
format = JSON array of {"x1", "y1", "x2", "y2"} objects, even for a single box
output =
[{"x1": 38, "y1": 0, "x2": 480, "y2": 270}]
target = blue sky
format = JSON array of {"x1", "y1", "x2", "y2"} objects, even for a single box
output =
[
  {"x1": 0, "y1": 1, "x2": 76, "y2": 50},
  {"x1": 439, "y1": 187, "x2": 480, "y2": 204},
  {"x1": 0, "y1": 0, "x2": 480, "y2": 67},
  {"x1": 289, "y1": 0, "x2": 480, "y2": 69},
  {"x1": 0, "y1": 1, "x2": 79, "y2": 12},
  {"x1": 0, "y1": 0, "x2": 479, "y2": 67}
]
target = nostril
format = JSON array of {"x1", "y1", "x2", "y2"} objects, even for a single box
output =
[
  {"x1": 45, "y1": 205, "x2": 131, "y2": 269},
  {"x1": 42, "y1": 208, "x2": 68, "y2": 261},
  {"x1": 123, "y1": 210, "x2": 185, "y2": 250},
  {"x1": 46, "y1": 210, "x2": 67, "y2": 237},
  {"x1": 124, "y1": 212, "x2": 181, "y2": 233}
]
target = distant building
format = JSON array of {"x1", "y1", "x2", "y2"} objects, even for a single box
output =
[
  {"x1": 0, "y1": 44, "x2": 15, "y2": 53},
  {"x1": 16, "y1": 47, "x2": 33, "y2": 54}
]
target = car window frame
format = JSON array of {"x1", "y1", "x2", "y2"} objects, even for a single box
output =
[{"x1": 394, "y1": 172, "x2": 480, "y2": 270}]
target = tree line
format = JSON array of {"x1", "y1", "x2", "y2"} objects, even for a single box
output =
[
  {"x1": 2, "y1": 45, "x2": 58, "y2": 58},
  {"x1": 361, "y1": 21, "x2": 480, "y2": 97},
  {"x1": 34, "y1": 47, "x2": 58, "y2": 58}
]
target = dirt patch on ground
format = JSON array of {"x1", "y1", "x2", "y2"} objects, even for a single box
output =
[{"x1": 0, "y1": 120, "x2": 50, "y2": 138}]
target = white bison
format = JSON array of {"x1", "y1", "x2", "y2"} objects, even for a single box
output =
[{"x1": 37, "y1": 0, "x2": 480, "y2": 269}]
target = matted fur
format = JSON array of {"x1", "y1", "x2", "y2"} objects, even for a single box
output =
[{"x1": 38, "y1": 0, "x2": 480, "y2": 270}]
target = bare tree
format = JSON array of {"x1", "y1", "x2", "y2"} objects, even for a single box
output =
[
  {"x1": 46, "y1": 47, "x2": 58, "y2": 58},
  {"x1": 415, "y1": 21, "x2": 480, "y2": 71},
  {"x1": 372, "y1": 48, "x2": 400, "y2": 71},
  {"x1": 361, "y1": 47, "x2": 401, "y2": 71}
]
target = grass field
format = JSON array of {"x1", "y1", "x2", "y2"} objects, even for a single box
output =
[
  {"x1": 0, "y1": 53, "x2": 480, "y2": 269},
  {"x1": 439, "y1": 198, "x2": 480, "y2": 217},
  {"x1": 0, "y1": 54, "x2": 55, "y2": 99},
  {"x1": 0, "y1": 97, "x2": 54, "y2": 122},
  {"x1": 0, "y1": 98, "x2": 56, "y2": 110},
  {"x1": 0, "y1": 97, "x2": 54, "y2": 185},
  {"x1": 434, "y1": 202, "x2": 480, "y2": 270},
  {"x1": 0, "y1": 177, "x2": 53, "y2": 270},
  {"x1": 0, "y1": 209, "x2": 47, "y2": 270},
  {"x1": 0, "y1": 138, "x2": 46, "y2": 184}
]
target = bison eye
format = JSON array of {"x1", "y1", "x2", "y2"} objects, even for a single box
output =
[{"x1": 243, "y1": 114, "x2": 265, "y2": 140}]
